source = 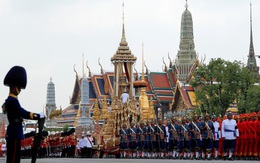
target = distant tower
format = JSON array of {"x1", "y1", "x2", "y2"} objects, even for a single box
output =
[
  {"x1": 76, "y1": 54, "x2": 92, "y2": 127},
  {"x1": 246, "y1": 2, "x2": 259, "y2": 79},
  {"x1": 175, "y1": 0, "x2": 197, "y2": 83},
  {"x1": 80, "y1": 77, "x2": 89, "y2": 118},
  {"x1": 46, "y1": 77, "x2": 56, "y2": 120}
]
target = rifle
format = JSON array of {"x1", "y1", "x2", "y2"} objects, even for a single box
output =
[
  {"x1": 204, "y1": 121, "x2": 213, "y2": 139},
  {"x1": 31, "y1": 118, "x2": 46, "y2": 163}
]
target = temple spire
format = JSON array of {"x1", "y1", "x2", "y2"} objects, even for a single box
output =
[
  {"x1": 246, "y1": 2, "x2": 259, "y2": 79},
  {"x1": 121, "y1": 2, "x2": 126, "y2": 44},
  {"x1": 175, "y1": 0, "x2": 196, "y2": 83},
  {"x1": 142, "y1": 43, "x2": 145, "y2": 81},
  {"x1": 82, "y1": 53, "x2": 85, "y2": 78},
  {"x1": 249, "y1": 2, "x2": 254, "y2": 57},
  {"x1": 185, "y1": 0, "x2": 188, "y2": 9}
]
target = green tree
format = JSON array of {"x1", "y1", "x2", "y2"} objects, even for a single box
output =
[
  {"x1": 245, "y1": 84, "x2": 260, "y2": 112},
  {"x1": 236, "y1": 67, "x2": 256, "y2": 113},
  {"x1": 190, "y1": 58, "x2": 247, "y2": 116},
  {"x1": 63, "y1": 124, "x2": 69, "y2": 132}
]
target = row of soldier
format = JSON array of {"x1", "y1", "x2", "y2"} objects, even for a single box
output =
[
  {"x1": 119, "y1": 111, "x2": 260, "y2": 160},
  {"x1": 20, "y1": 129, "x2": 77, "y2": 158}
]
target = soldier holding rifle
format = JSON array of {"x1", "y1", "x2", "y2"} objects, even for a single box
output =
[
  {"x1": 156, "y1": 120, "x2": 167, "y2": 158},
  {"x1": 189, "y1": 114, "x2": 202, "y2": 160},
  {"x1": 128, "y1": 122, "x2": 137, "y2": 158},
  {"x1": 201, "y1": 113, "x2": 214, "y2": 160},
  {"x1": 178, "y1": 117, "x2": 190, "y2": 159},
  {"x1": 119, "y1": 123, "x2": 128, "y2": 158},
  {"x1": 168, "y1": 117, "x2": 179, "y2": 159},
  {"x1": 212, "y1": 114, "x2": 221, "y2": 159},
  {"x1": 2, "y1": 66, "x2": 46, "y2": 163}
]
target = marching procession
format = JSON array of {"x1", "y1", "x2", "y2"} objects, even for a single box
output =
[{"x1": 119, "y1": 111, "x2": 260, "y2": 160}]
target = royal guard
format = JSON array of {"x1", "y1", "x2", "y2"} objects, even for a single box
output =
[
  {"x1": 189, "y1": 114, "x2": 202, "y2": 160},
  {"x1": 156, "y1": 120, "x2": 166, "y2": 158},
  {"x1": 243, "y1": 114, "x2": 250, "y2": 159},
  {"x1": 128, "y1": 122, "x2": 137, "y2": 158},
  {"x1": 255, "y1": 111, "x2": 260, "y2": 160},
  {"x1": 144, "y1": 120, "x2": 153, "y2": 158},
  {"x1": 248, "y1": 113, "x2": 256, "y2": 160},
  {"x1": 221, "y1": 111, "x2": 239, "y2": 160},
  {"x1": 150, "y1": 120, "x2": 157, "y2": 158},
  {"x1": 178, "y1": 117, "x2": 190, "y2": 159},
  {"x1": 212, "y1": 114, "x2": 221, "y2": 160},
  {"x1": 21, "y1": 138, "x2": 25, "y2": 158},
  {"x1": 201, "y1": 113, "x2": 214, "y2": 160},
  {"x1": 218, "y1": 115, "x2": 225, "y2": 158},
  {"x1": 233, "y1": 115, "x2": 241, "y2": 159},
  {"x1": 69, "y1": 132, "x2": 77, "y2": 157},
  {"x1": 46, "y1": 134, "x2": 51, "y2": 157},
  {"x1": 136, "y1": 122, "x2": 145, "y2": 158},
  {"x1": 237, "y1": 114, "x2": 245, "y2": 159},
  {"x1": 168, "y1": 117, "x2": 179, "y2": 159},
  {"x1": 2, "y1": 66, "x2": 46, "y2": 163},
  {"x1": 119, "y1": 123, "x2": 128, "y2": 158},
  {"x1": 251, "y1": 112, "x2": 258, "y2": 160},
  {"x1": 40, "y1": 137, "x2": 48, "y2": 158}
]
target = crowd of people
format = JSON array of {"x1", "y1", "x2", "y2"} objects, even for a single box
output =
[
  {"x1": 0, "y1": 111, "x2": 259, "y2": 160},
  {"x1": 18, "y1": 129, "x2": 96, "y2": 159},
  {"x1": 119, "y1": 111, "x2": 260, "y2": 160}
]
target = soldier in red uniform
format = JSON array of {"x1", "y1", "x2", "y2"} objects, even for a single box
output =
[
  {"x1": 236, "y1": 114, "x2": 244, "y2": 160},
  {"x1": 69, "y1": 133, "x2": 77, "y2": 157},
  {"x1": 40, "y1": 137, "x2": 47, "y2": 158},
  {"x1": 253, "y1": 112, "x2": 260, "y2": 160},
  {"x1": 242, "y1": 114, "x2": 250, "y2": 159},
  {"x1": 255, "y1": 111, "x2": 260, "y2": 160},
  {"x1": 218, "y1": 116, "x2": 225, "y2": 158},
  {"x1": 248, "y1": 113, "x2": 255, "y2": 160},
  {"x1": 233, "y1": 115, "x2": 239, "y2": 158}
]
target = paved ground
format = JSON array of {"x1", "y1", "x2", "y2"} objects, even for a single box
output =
[{"x1": 0, "y1": 158, "x2": 257, "y2": 163}]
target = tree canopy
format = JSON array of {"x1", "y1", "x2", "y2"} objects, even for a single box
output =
[{"x1": 190, "y1": 58, "x2": 257, "y2": 116}]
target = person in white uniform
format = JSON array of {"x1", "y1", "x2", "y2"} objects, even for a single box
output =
[
  {"x1": 84, "y1": 131, "x2": 93, "y2": 158},
  {"x1": 1, "y1": 140, "x2": 7, "y2": 157},
  {"x1": 212, "y1": 114, "x2": 221, "y2": 159},
  {"x1": 221, "y1": 112, "x2": 239, "y2": 160},
  {"x1": 120, "y1": 91, "x2": 129, "y2": 104}
]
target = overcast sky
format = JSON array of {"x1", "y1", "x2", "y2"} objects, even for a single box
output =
[{"x1": 0, "y1": 0, "x2": 259, "y2": 114}]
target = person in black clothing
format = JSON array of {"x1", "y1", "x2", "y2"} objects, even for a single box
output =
[{"x1": 2, "y1": 66, "x2": 45, "y2": 163}]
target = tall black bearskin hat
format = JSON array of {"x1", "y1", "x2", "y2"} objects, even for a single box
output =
[{"x1": 4, "y1": 66, "x2": 27, "y2": 89}]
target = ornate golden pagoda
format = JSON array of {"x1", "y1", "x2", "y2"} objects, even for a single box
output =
[{"x1": 93, "y1": 4, "x2": 155, "y2": 151}]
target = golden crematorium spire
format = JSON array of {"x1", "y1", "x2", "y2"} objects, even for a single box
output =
[{"x1": 134, "y1": 44, "x2": 149, "y2": 121}]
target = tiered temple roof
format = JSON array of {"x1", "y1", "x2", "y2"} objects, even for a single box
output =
[{"x1": 56, "y1": 1, "x2": 198, "y2": 127}]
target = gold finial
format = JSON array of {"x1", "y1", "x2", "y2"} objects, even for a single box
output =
[
  {"x1": 98, "y1": 57, "x2": 104, "y2": 74},
  {"x1": 142, "y1": 43, "x2": 145, "y2": 81},
  {"x1": 168, "y1": 52, "x2": 172, "y2": 68},
  {"x1": 121, "y1": 2, "x2": 126, "y2": 43},
  {"x1": 73, "y1": 64, "x2": 78, "y2": 77},
  {"x1": 162, "y1": 57, "x2": 167, "y2": 72},
  {"x1": 185, "y1": 0, "x2": 188, "y2": 9},
  {"x1": 134, "y1": 66, "x2": 139, "y2": 80},
  {"x1": 82, "y1": 53, "x2": 85, "y2": 78},
  {"x1": 144, "y1": 61, "x2": 148, "y2": 75},
  {"x1": 86, "y1": 61, "x2": 91, "y2": 77}
]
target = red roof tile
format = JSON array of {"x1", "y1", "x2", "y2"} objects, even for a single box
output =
[{"x1": 151, "y1": 73, "x2": 171, "y2": 88}]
